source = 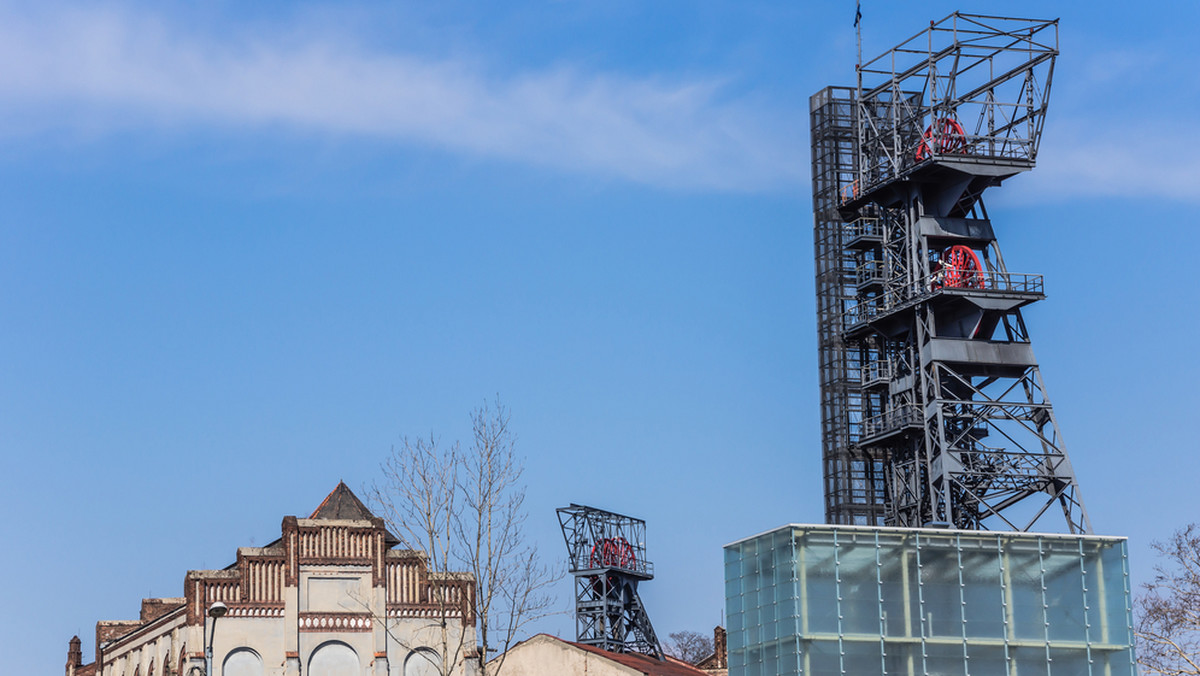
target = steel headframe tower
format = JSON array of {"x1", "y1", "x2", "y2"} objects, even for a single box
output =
[
  {"x1": 810, "y1": 13, "x2": 1091, "y2": 533},
  {"x1": 556, "y1": 504, "x2": 663, "y2": 660}
]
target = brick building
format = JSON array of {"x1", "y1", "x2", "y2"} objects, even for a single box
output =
[
  {"x1": 65, "y1": 483, "x2": 476, "y2": 676},
  {"x1": 694, "y1": 626, "x2": 727, "y2": 676}
]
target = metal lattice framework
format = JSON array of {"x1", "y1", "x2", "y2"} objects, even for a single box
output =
[
  {"x1": 811, "y1": 13, "x2": 1091, "y2": 533},
  {"x1": 852, "y1": 13, "x2": 1058, "y2": 195},
  {"x1": 556, "y1": 504, "x2": 663, "y2": 659}
]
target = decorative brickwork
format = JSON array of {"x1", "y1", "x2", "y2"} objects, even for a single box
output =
[
  {"x1": 297, "y1": 612, "x2": 373, "y2": 632},
  {"x1": 139, "y1": 600, "x2": 184, "y2": 624},
  {"x1": 69, "y1": 482, "x2": 478, "y2": 676}
]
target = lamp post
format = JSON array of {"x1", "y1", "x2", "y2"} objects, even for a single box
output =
[{"x1": 205, "y1": 601, "x2": 228, "y2": 676}]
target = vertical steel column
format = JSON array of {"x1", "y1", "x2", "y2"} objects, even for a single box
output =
[{"x1": 811, "y1": 86, "x2": 889, "y2": 526}]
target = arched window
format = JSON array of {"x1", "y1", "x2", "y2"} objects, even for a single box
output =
[
  {"x1": 222, "y1": 649, "x2": 264, "y2": 676},
  {"x1": 308, "y1": 641, "x2": 359, "y2": 676},
  {"x1": 404, "y1": 649, "x2": 441, "y2": 676}
]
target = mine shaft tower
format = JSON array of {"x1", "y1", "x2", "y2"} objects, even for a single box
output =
[
  {"x1": 557, "y1": 504, "x2": 663, "y2": 660},
  {"x1": 811, "y1": 13, "x2": 1091, "y2": 533}
]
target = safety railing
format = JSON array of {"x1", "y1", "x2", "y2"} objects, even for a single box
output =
[
  {"x1": 844, "y1": 217, "x2": 884, "y2": 244},
  {"x1": 840, "y1": 179, "x2": 861, "y2": 204},
  {"x1": 861, "y1": 405, "x2": 923, "y2": 440},
  {"x1": 855, "y1": 263, "x2": 886, "y2": 288},
  {"x1": 843, "y1": 271, "x2": 1043, "y2": 331},
  {"x1": 931, "y1": 270, "x2": 1044, "y2": 294},
  {"x1": 861, "y1": 360, "x2": 892, "y2": 386},
  {"x1": 568, "y1": 542, "x2": 654, "y2": 577}
]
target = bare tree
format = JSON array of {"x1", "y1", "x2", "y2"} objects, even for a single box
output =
[
  {"x1": 456, "y1": 400, "x2": 557, "y2": 675},
  {"x1": 664, "y1": 630, "x2": 714, "y2": 665},
  {"x1": 371, "y1": 399, "x2": 556, "y2": 676},
  {"x1": 1137, "y1": 524, "x2": 1200, "y2": 675},
  {"x1": 370, "y1": 434, "x2": 469, "y2": 676}
]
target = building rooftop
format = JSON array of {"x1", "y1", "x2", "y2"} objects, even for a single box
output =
[
  {"x1": 497, "y1": 634, "x2": 709, "y2": 676},
  {"x1": 309, "y1": 480, "x2": 376, "y2": 520}
]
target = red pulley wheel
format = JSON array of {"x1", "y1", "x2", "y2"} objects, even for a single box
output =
[
  {"x1": 587, "y1": 537, "x2": 637, "y2": 596},
  {"x1": 939, "y1": 245, "x2": 985, "y2": 289},
  {"x1": 915, "y1": 117, "x2": 967, "y2": 161}
]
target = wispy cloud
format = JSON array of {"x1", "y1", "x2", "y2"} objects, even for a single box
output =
[
  {"x1": 1030, "y1": 122, "x2": 1200, "y2": 204},
  {"x1": 1017, "y1": 44, "x2": 1200, "y2": 205},
  {"x1": 0, "y1": 5, "x2": 804, "y2": 191}
]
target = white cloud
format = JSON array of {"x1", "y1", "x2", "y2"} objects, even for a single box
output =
[
  {"x1": 1015, "y1": 43, "x2": 1200, "y2": 205},
  {"x1": 0, "y1": 5, "x2": 804, "y2": 191},
  {"x1": 1019, "y1": 119, "x2": 1200, "y2": 204}
]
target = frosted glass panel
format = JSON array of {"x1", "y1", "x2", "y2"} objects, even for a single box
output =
[
  {"x1": 1101, "y1": 543, "x2": 1132, "y2": 646},
  {"x1": 802, "y1": 534, "x2": 839, "y2": 634},
  {"x1": 879, "y1": 544, "x2": 915, "y2": 639},
  {"x1": 1044, "y1": 539, "x2": 1087, "y2": 642},
  {"x1": 967, "y1": 645, "x2": 1008, "y2": 676},
  {"x1": 960, "y1": 541, "x2": 1004, "y2": 639},
  {"x1": 725, "y1": 525, "x2": 1136, "y2": 676},
  {"x1": 1006, "y1": 542, "x2": 1046, "y2": 641},
  {"x1": 1010, "y1": 646, "x2": 1049, "y2": 676},
  {"x1": 1048, "y1": 647, "x2": 1090, "y2": 676},
  {"x1": 918, "y1": 538, "x2": 961, "y2": 639},
  {"x1": 842, "y1": 638, "x2": 883, "y2": 674},
  {"x1": 806, "y1": 640, "x2": 841, "y2": 676},
  {"x1": 924, "y1": 641, "x2": 967, "y2": 676},
  {"x1": 839, "y1": 541, "x2": 880, "y2": 636}
]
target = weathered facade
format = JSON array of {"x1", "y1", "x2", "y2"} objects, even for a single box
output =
[
  {"x1": 694, "y1": 627, "x2": 727, "y2": 676},
  {"x1": 65, "y1": 483, "x2": 476, "y2": 676}
]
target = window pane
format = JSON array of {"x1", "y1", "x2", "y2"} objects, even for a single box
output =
[
  {"x1": 1101, "y1": 542, "x2": 1133, "y2": 646},
  {"x1": 965, "y1": 644, "x2": 1008, "y2": 676},
  {"x1": 839, "y1": 538, "x2": 881, "y2": 636},
  {"x1": 960, "y1": 538, "x2": 1005, "y2": 639},
  {"x1": 879, "y1": 540, "x2": 916, "y2": 639},
  {"x1": 1047, "y1": 647, "x2": 1089, "y2": 676},
  {"x1": 923, "y1": 640, "x2": 967, "y2": 676},
  {"x1": 883, "y1": 643, "x2": 918, "y2": 676},
  {"x1": 1043, "y1": 540, "x2": 1087, "y2": 642},
  {"x1": 918, "y1": 536, "x2": 962, "y2": 640},
  {"x1": 802, "y1": 533, "x2": 840, "y2": 634},
  {"x1": 1094, "y1": 646, "x2": 1135, "y2": 676},
  {"x1": 1005, "y1": 539, "x2": 1045, "y2": 641},
  {"x1": 842, "y1": 637, "x2": 883, "y2": 674},
  {"x1": 1010, "y1": 646, "x2": 1049, "y2": 676},
  {"x1": 804, "y1": 639, "x2": 842, "y2": 676}
]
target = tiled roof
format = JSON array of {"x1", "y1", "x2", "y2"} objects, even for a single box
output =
[
  {"x1": 521, "y1": 635, "x2": 710, "y2": 676},
  {"x1": 309, "y1": 481, "x2": 377, "y2": 520}
]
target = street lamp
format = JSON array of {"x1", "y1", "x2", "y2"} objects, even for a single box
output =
[{"x1": 205, "y1": 601, "x2": 228, "y2": 676}]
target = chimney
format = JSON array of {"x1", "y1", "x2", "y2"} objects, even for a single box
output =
[
  {"x1": 712, "y1": 626, "x2": 727, "y2": 668},
  {"x1": 66, "y1": 636, "x2": 83, "y2": 676}
]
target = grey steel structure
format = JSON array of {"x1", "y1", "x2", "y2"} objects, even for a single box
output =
[
  {"x1": 556, "y1": 504, "x2": 663, "y2": 659},
  {"x1": 811, "y1": 13, "x2": 1091, "y2": 533}
]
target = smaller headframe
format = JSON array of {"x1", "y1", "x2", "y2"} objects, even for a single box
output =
[{"x1": 556, "y1": 504, "x2": 653, "y2": 579}]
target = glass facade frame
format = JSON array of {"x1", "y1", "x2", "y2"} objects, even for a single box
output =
[{"x1": 724, "y1": 524, "x2": 1136, "y2": 676}]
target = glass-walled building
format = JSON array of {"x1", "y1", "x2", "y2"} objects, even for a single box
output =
[{"x1": 724, "y1": 524, "x2": 1136, "y2": 676}]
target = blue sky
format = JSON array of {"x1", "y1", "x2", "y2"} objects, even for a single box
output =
[{"x1": 1, "y1": 1, "x2": 1197, "y2": 671}]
